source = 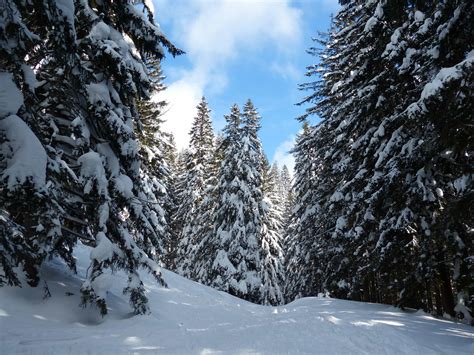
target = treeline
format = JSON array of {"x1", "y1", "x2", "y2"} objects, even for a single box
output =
[
  {"x1": 167, "y1": 98, "x2": 292, "y2": 306},
  {"x1": 285, "y1": 0, "x2": 473, "y2": 322},
  {"x1": 1, "y1": 0, "x2": 472, "y2": 323}
]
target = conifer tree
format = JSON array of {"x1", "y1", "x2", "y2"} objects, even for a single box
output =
[
  {"x1": 136, "y1": 58, "x2": 171, "y2": 262},
  {"x1": 0, "y1": 0, "x2": 183, "y2": 315},
  {"x1": 261, "y1": 160, "x2": 285, "y2": 305},
  {"x1": 289, "y1": 0, "x2": 473, "y2": 321},
  {"x1": 161, "y1": 134, "x2": 180, "y2": 269},
  {"x1": 194, "y1": 104, "x2": 261, "y2": 301},
  {"x1": 175, "y1": 97, "x2": 215, "y2": 277},
  {"x1": 279, "y1": 165, "x2": 293, "y2": 231},
  {"x1": 195, "y1": 101, "x2": 284, "y2": 305},
  {"x1": 284, "y1": 122, "x2": 322, "y2": 300}
]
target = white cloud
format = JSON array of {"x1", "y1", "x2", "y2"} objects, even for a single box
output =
[
  {"x1": 270, "y1": 61, "x2": 301, "y2": 81},
  {"x1": 154, "y1": 0, "x2": 303, "y2": 149},
  {"x1": 159, "y1": 80, "x2": 202, "y2": 150},
  {"x1": 272, "y1": 135, "x2": 296, "y2": 175}
]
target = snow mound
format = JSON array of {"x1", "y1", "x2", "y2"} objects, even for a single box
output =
[
  {"x1": 0, "y1": 115, "x2": 47, "y2": 190},
  {"x1": 0, "y1": 243, "x2": 472, "y2": 354}
]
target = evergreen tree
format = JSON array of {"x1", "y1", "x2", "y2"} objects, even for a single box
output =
[
  {"x1": 0, "y1": 0, "x2": 76, "y2": 290},
  {"x1": 279, "y1": 165, "x2": 293, "y2": 231},
  {"x1": 289, "y1": 0, "x2": 473, "y2": 321},
  {"x1": 0, "y1": 0, "x2": 183, "y2": 315},
  {"x1": 284, "y1": 122, "x2": 322, "y2": 300},
  {"x1": 136, "y1": 58, "x2": 171, "y2": 262},
  {"x1": 194, "y1": 101, "x2": 284, "y2": 305},
  {"x1": 194, "y1": 104, "x2": 260, "y2": 301},
  {"x1": 161, "y1": 134, "x2": 180, "y2": 270},
  {"x1": 261, "y1": 160, "x2": 285, "y2": 305},
  {"x1": 175, "y1": 97, "x2": 215, "y2": 277}
]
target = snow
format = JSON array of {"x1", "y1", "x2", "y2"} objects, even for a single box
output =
[
  {"x1": 1, "y1": 243, "x2": 472, "y2": 354},
  {"x1": 0, "y1": 72, "x2": 24, "y2": 117},
  {"x1": 144, "y1": 0, "x2": 155, "y2": 15},
  {"x1": 0, "y1": 115, "x2": 47, "y2": 190},
  {"x1": 414, "y1": 11, "x2": 425, "y2": 23},
  {"x1": 364, "y1": 16, "x2": 378, "y2": 32},
  {"x1": 21, "y1": 64, "x2": 40, "y2": 91},
  {"x1": 114, "y1": 174, "x2": 134, "y2": 198},
  {"x1": 55, "y1": 0, "x2": 75, "y2": 31},
  {"x1": 77, "y1": 151, "x2": 108, "y2": 195},
  {"x1": 420, "y1": 50, "x2": 474, "y2": 100},
  {"x1": 90, "y1": 232, "x2": 123, "y2": 263},
  {"x1": 87, "y1": 81, "x2": 112, "y2": 107}
]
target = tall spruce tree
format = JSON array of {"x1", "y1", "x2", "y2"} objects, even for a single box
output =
[
  {"x1": 288, "y1": 0, "x2": 473, "y2": 321},
  {"x1": 0, "y1": 0, "x2": 182, "y2": 315},
  {"x1": 261, "y1": 160, "x2": 285, "y2": 305},
  {"x1": 175, "y1": 97, "x2": 215, "y2": 277},
  {"x1": 161, "y1": 134, "x2": 180, "y2": 270},
  {"x1": 136, "y1": 58, "x2": 171, "y2": 262},
  {"x1": 194, "y1": 101, "x2": 284, "y2": 305},
  {"x1": 284, "y1": 122, "x2": 322, "y2": 300},
  {"x1": 194, "y1": 104, "x2": 262, "y2": 301}
]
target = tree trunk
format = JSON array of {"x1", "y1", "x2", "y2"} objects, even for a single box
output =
[{"x1": 438, "y1": 261, "x2": 456, "y2": 317}]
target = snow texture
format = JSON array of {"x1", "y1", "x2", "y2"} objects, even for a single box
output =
[
  {"x1": 77, "y1": 151, "x2": 108, "y2": 195},
  {"x1": 420, "y1": 50, "x2": 474, "y2": 100},
  {"x1": 55, "y1": 0, "x2": 75, "y2": 31},
  {"x1": 0, "y1": 72, "x2": 24, "y2": 117},
  {"x1": 0, "y1": 115, "x2": 47, "y2": 190},
  {"x1": 0, "y1": 243, "x2": 472, "y2": 354}
]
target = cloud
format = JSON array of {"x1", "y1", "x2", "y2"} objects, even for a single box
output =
[
  {"x1": 159, "y1": 80, "x2": 202, "y2": 150},
  {"x1": 154, "y1": 0, "x2": 303, "y2": 149},
  {"x1": 272, "y1": 135, "x2": 296, "y2": 175},
  {"x1": 270, "y1": 61, "x2": 301, "y2": 81}
]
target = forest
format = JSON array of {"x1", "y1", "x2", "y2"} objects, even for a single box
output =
[{"x1": 0, "y1": 0, "x2": 473, "y2": 353}]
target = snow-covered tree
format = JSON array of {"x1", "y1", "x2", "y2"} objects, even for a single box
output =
[
  {"x1": 193, "y1": 104, "x2": 259, "y2": 301},
  {"x1": 194, "y1": 101, "x2": 284, "y2": 305},
  {"x1": 261, "y1": 160, "x2": 285, "y2": 305},
  {"x1": 284, "y1": 122, "x2": 322, "y2": 300},
  {"x1": 160, "y1": 134, "x2": 180, "y2": 269},
  {"x1": 0, "y1": 0, "x2": 76, "y2": 290},
  {"x1": 288, "y1": 0, "x2": 473, "y2": 321},
  {"x1": 0, "y1": 0, "x2": 183, "y2": 315},
  {"x1": 135, "y1": 58, "x2": 172, "y2": 262},
  {"x1": 174, "y1": 97, "x2": 215, "y2": 276}
]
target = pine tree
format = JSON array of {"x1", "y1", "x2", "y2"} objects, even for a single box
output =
[
  {"x1": 136, "y1": 58, "x2": 171, "y2": 262},
  {"x1": 277, "y1": 164, "x2": 293, "y2": 232},
  {"x1": 0, "y1": 0, "x2": 183, "y2": 315},
  {"x1": 0, "y1": 0, "x2": 83, "y2": 289},
  {"x1": 175, "y1": 97, "x2": 215, "y2": 277},
  {"x1": 193, "y1": 104, "x2": 260, "y2": 301},
  {"x1": 261, "y1": 160, "x2": 285, "y2": 305},
  {"x1": 161, "y1": 134, "x2": 180, "y2": 270},
  {"x1": 194, "y1": 101, "x2": 284, "y2": 304},
  {"x1": 284, "y1": 122, "x2": 322, "y2": 300},
  {"x1": 289, "y1": 0, "x2": 473, "y2": 321}
]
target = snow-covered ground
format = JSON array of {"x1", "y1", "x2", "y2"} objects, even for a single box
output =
[{"x1": 1, "y1": 244, "x2": 472, "y2": 354}]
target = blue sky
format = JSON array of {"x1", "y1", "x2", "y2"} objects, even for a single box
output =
[{"x1": 152, "y1": 0, "x2": 340, "y2": 171}]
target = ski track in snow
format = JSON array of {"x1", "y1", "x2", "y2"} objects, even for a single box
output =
[{"x1": 0, "y1": 244, "x2": 472, "y2": 355}]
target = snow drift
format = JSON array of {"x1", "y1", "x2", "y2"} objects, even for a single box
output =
[{"x1": 0, "y1": 243, "x2": 472, "y2": 354}]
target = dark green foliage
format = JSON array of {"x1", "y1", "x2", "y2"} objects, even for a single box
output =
[
  {"x1": 0, "y1": 0, "x2": 181, "y2": 315},
  {"x1": 287, "y1": 0, "x2": 473, "y2": 322}
]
